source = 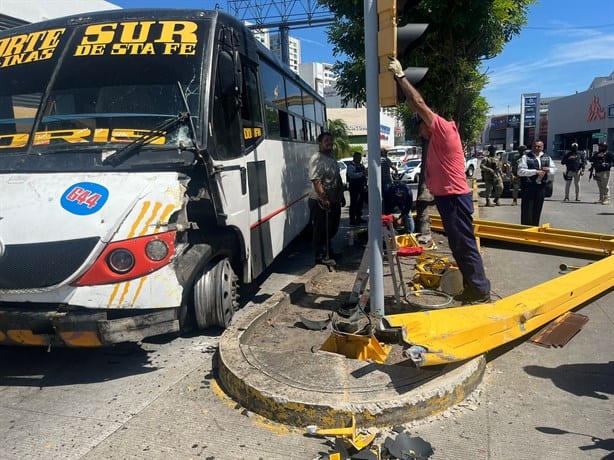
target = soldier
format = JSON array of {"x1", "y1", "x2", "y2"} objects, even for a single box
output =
[
  {"x1": 510, "y1": 145, "x2": 525, "y2": 205},
  {"x1": 480, "y1": 146, "x2": 503, "y2": 206}
]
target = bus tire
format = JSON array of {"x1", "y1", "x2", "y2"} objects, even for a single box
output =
[{"x1": 193, "y1": 258, "x2": 238, "y2": 329}]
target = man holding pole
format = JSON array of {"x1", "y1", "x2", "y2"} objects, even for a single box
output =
[
  {"x1": 309, "y1": 132, "x2": 345, "y2": 265},
  {"x1": 387, "y1": 57, "x2": 491, "y2": 305}
]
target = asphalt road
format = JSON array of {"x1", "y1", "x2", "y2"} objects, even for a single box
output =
[{"x1": 1, "y1": 179, "x2": 612, "y2": 459}]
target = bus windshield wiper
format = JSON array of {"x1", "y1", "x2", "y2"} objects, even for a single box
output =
[{"x1": 102, "y1": 112, "x2": 191, "y2": 166}]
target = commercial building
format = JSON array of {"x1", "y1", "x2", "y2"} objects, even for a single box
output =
[
  {"x1": 547, "y1": 71, "x2": 614, "y2": 155},
  {"x1": 486, "y1": 97, "x2": 557, "y2": 152},
  {"x1": 485, "y1": 70, "x2": 614, "y2": 157}
]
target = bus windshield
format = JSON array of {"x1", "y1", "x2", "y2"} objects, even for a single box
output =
[{"x1": 0, "y1": 18, "x2": 207, "y2": 156}]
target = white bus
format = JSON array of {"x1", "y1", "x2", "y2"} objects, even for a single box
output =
[{"x1": 0, "y1": 9, "x2": 326, "y2": 347}]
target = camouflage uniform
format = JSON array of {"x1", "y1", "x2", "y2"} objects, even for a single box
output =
[
  {"x1": 510, "y1": 147, "x2": 525, "y2": 205},
  {"x1": 480, "y1": 152, "x2": 503, "y2": 206}
]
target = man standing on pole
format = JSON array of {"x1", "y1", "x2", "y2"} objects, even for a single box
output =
[{"x1": 388, "y1": 57, "x2": 491, "y2": 305}]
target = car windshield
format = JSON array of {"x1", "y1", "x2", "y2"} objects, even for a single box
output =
[
  {"x1": 404, "y1": 160, "x2": 421, "y2": 169},
  {"x1": 0, "y1": 18, "x2": 206, "y2": 159}
]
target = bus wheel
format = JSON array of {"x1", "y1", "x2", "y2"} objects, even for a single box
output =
[{"x1": 193, "y1": 258, "x2": 238, "y2": 329}]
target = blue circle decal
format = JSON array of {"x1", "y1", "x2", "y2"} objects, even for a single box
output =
[{"x1": 61, "y1": 182, "x2": 109, "y2": 215}]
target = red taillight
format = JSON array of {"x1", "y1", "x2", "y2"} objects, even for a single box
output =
[{"x1": 73, "y1": 231, "x2": 176, "y2": 286}]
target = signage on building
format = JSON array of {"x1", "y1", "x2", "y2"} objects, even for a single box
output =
[
  {"x1": 507, "y1": 114, "x2": 520, "y2": 127},
  {"x1": 587, "y1": 96, "x2": 606, "y2": 122},
  {"x1": 379, "y1": 124, "x2": 391, "y2": 142},
  {"x1": 520, "y1": 92, "x2": 540, "y2": 146},
  {"x1": 524, "y1": 96, "x2": 537, "y2": 107},
  {"x1": 490, "y1": 116, "x2": 507, "y2": 130}
]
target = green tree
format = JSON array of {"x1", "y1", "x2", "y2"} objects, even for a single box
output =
[
  {"x1": 321, "y1": 0, "x2": 535, "y2": 142},
  {"x1": 327, "y1": 118, "x2": 352, "y2": 158}
]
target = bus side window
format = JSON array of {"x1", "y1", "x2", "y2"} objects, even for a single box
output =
[
  {"x1": 279, "y1": 110, "x2": 290, "y2": 138},
  {"x1": 210, "y1": 49, "x2": 242, "y2": 160},
  {"x1": 240, "y1": 63, "x2": 264, "y2": 152}
]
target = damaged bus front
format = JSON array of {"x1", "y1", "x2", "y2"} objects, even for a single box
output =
[{"x1": 0, "y1": 9, "x2": 324, "y2": 346}]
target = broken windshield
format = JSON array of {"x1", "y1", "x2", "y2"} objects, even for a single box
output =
[{"x1": 0, "y1": 18, "x2": 207, "y2": 156}]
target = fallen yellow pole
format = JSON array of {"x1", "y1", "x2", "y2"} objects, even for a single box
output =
[
  {"x1": 429, "y1": 215, "x2": 614, "y2": 256},
  {"x1": 384, "y1": 253, "x2": 614, "y2": 366}
]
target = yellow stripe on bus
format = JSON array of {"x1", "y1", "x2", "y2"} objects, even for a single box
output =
[{"x1": 128, "y1": 201, "x2": 151, "y2": 238}]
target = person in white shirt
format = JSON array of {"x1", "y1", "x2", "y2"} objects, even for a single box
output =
[{"x1": 517, "y1": 140, "x2": 557, "y2": 225}]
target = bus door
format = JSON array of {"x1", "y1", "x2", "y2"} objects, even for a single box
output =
[{"x1": 207, "y1": 34, "x2": 253, "y2": 278}]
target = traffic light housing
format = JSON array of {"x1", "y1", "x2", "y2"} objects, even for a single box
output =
[{"x1": 378, "y1": 0, "x2": 429, "y2": 107}]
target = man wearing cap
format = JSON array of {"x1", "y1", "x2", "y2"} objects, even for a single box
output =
[
  {"x1": 388, "y1": 57, "x2": 491, "y2": 305},
  {"x1": 589, "y1": 142, "x2": 614, "y2": 205},
  {"x1": 561, "y1": 142, "x2": 586, "y2": 201}
]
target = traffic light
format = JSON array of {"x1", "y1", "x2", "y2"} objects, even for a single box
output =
[{"x1": 378, "y1": 0, "x2": 429, "y2": 107}]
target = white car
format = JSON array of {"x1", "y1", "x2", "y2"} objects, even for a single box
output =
[
  {"x1": 338, "y1": 161, "x2": 348, "y2": 189},
  {"x1": 396, "y1": 159, "x2": 422, "y2": 183},
  {"x1": 465, "y1": 156, "x2": 479, "y2": 178}
]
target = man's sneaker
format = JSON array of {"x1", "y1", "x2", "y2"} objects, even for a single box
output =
[
  {"x1": 563, "y1": 197, "x2": 569, "y2": 202},
  {"x1": 603, "y1": 200, "x2": 610, "y2": 205},
  {"x1": 453, "y1": 287, "x2": 472, "y2": 302},
  {"x1": 462, "y1": 292, "x2": 491, "y2": 306}
]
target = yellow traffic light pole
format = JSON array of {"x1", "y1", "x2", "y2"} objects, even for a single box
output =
[{"x1": 384, "y1": 221, "x2": 614, "y2": 366}]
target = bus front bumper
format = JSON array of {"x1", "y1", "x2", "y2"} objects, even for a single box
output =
[{"x1": 0, "y1": 307, "x2": 180, "y2": 347}]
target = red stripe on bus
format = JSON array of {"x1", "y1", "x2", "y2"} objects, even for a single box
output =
[{"x1": 250, "y1": 193, "x2": 309, "y2": 230}]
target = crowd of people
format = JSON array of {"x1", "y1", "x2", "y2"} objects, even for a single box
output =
[{"x1": 308, "y1": 60, "x2": 612, "y2": 307}]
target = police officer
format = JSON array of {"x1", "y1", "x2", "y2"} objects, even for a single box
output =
[
  {"x1": 517, "y1": 140, "x2": 556, "y2": 225},
  {"x1": 590, "y1": 141, "x2": 614, "y2": 205},
  {"x1": 561, "y1": 142, "x2": 586, "y2": 201},
  {"x1": 480, "y1": 146, "x2": 503, "y2": 206},
  {"x1": 347, "y1": 151, "x2": 367, "y2": 225}
]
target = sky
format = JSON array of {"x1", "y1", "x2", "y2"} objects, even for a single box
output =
[{"x1": 111, "y1": 1, "x2": 614, "y2": 116}]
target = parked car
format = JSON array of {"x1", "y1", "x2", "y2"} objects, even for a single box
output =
[
  {"x1": 387, "y1": 146, "x2": 421, "y2": 169},
  {"x1": 465, "y1": 155, "x2": 479, "y2": 178},
  {"x1": 393, "y1": 159, "x2": 422, "y2": 183}
]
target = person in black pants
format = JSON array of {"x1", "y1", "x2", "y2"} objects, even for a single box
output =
[
  {"x1": 347, "y1": 151, "x2": 367, "y2": 225},
  {"x1": 308, "y1": 132, "x2": 345, "y2": 264},
  {"x1": 388, "y1": 57, "x2": 491, "y2": 305},
  {"x1": 383, "y1": 182, "x2": 415, "y2": 234},
  {"x1": 517, "y1": 140, "x2": 556, "y2": 226}
]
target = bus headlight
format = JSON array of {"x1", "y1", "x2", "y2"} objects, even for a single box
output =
[
  {"x1": 107, "y1": 249, "x2": 135, "y2": 273},
  {"x1": 145, "y1": 239, "x2": 169, "y2": 261}
]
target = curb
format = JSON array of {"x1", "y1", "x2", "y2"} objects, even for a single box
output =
[{"x1": 217, "y1": 266, "x2": 486, "y2": 429}]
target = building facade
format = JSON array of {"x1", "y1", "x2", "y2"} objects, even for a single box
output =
[
  {"x1": 547, "y1": 72, "x2": 614, "y2": 156},
  {"x1": 269, "y1": 33, "x2": 301, "y2": 74}
]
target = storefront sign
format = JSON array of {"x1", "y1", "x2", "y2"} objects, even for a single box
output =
[{"x1": 587, "y1": 95, "x2": 606, "y2": 122}]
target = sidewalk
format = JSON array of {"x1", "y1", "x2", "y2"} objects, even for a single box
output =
[
  {"x1": 216, "y1": 184, "x2": 614, "y2": 459},
  {"x1": 218, "y1": 188, "x2": 488, "y2": 430}
]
